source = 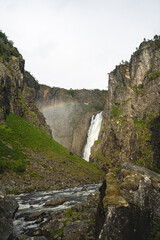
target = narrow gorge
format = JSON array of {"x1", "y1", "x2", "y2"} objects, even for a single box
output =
[{"x1": 0, "y1": 30, "x2": 160, "y2": 240}]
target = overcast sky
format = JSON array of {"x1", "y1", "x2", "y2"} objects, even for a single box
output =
[{"x1": 0, "y1": 0, "x2": 160, "y2": 90}]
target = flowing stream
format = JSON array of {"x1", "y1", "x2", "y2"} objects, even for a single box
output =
[
  {"x1": 13, "y1": 183, "x2": 100, "y2": 238},
  {"x1": 83, "y1": 112, "x2": 103, "y2": 161}
]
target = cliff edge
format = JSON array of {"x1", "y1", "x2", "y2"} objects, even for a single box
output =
[{"x1": 91, "y1": 38, "x2": 160, "y2": 173}]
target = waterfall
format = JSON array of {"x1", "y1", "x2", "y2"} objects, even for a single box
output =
[{"x1": 83, "y1": 112, "x2": 103, "y2": 162}]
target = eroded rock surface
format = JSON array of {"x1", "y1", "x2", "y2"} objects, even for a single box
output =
[
  {"x1": 91, "y1": 39, "x2": 160, "y2": 171},
  {"x1": 96, "y1": 163, "x2": 160, "y2": 240}
]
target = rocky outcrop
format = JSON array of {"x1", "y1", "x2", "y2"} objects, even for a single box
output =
[
  {"x1": 91, "y1": 38, "x2": 160, "y2": 172},
  {"x1": 0, "y1": 194, "x2": 19, "y2": 240},
  {"x1": 96, "y1": 163, "x2": 160, "y2": 240},
  {"x1": 36, "y1": 86, "x2": 107, "y2": 156},
  {"x1": 0, "y1": 32, "x2": 51, "y2": 136}
]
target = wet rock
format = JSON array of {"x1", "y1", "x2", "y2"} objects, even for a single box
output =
[
  {"x1": 25, "y1": 211, "x2": 45, "y2": 221},
  {"x1": 39, "y1": 193, "x2": 99, "y2": 239},
  {"x1": 44, "y1": 197, "x2": 66, "y2": 207},
  {"x1": 0, "y1": 195, "x2": 19, "y2": 240}
]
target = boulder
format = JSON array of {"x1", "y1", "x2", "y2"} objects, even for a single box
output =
[
  {"x1": 0, "y1": 195, "x2": 19, "y2": 240},
  {"x1": 44, "y1": 197, "x2": 66, "y2": 207},
  {"x1": 96, "y1": 163, "x2": 160, "y2": 240},
  {"x1": 25, "y1": 211, "x2": 46, "y2": 221}
]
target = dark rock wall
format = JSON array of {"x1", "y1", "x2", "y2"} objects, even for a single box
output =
[{"x1": 91, "y1": 39, "x2": 160, "y2": 171}]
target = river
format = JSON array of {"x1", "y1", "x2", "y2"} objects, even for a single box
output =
[{"x1": 13, "y1": 183, "x2": 101, "y2": 238}]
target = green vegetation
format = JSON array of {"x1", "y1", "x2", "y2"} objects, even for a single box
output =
[
  {"x1": 84, "y1": 102, "x2": 104, "y2": 113},
  {"x1": 0, "y1": 30, "x2": 20, "y2": 62},
  {"x1": 66, "y1": 206, "x2": 76, "y2": 217},
  {"x1": 0, "y1": 113, "x2": 101, "y2": 180},
  {"x1": 50, "y1": 229, "x2": 64, "y2": 239},
  {"x1": 149, "y1": 72, "x2": 160, "y2": 81},
  {"x1": 153, "y1": 35, "x2": 160, "y2": 48},
  {"x1": 145, "y1": 69, "x2": 160, "y2": 81},
  {"x1": 111, "y1": 104, "x2": 122, "y2": 117},
  {"x1": 120, "y1": 60, "x2": 129, "y2": 65},
  {"x1": 133, "y1": 117, "x2": 154, "y2": 170},
  {"x1": 133, "y1": 84, "x2": 144, "y2": 93},
  {"x1": 149, "y1": 220, "x2": 160, "y2": 240}
]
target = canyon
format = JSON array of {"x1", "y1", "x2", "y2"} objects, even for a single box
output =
[{"x1": 0, "y1": 30, "x2": 160, "y2": 240}]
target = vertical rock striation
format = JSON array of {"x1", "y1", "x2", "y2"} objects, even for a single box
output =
[{"x1": 91, "y1": 39, "x2": 160, "y2": 172}]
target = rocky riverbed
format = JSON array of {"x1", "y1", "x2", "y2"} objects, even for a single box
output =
[{"x1": 12, "y1": 184, "x2": 101, "y2": 240}]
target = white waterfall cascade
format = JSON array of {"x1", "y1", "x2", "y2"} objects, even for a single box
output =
[{"x1": 83, "y1": 111, "x2": 103, "y2": 162}]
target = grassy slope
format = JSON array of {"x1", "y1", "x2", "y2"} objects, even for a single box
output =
[{"x1": 0, "y1": 114, "x2": 102, "y2": 192}]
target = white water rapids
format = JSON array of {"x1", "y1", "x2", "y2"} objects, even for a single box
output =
[
  {"x1": 13, "y1": 184, "x2": 100, "y2": 238},
  {"x1": 83, "y1": 112, "x2": 103, "y2": 162}
]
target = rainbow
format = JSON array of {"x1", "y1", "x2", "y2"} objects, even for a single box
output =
[{"x1": 38, "y1": 101, "x2": 80, "y2": 112}]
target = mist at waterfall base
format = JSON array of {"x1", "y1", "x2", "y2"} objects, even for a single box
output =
[{"x1": 83, "y1": 112, "x2": 103, "y2": 162}]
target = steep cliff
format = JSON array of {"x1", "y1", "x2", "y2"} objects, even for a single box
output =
[
  {"x1": 0, "y1": 31, "x2": 103, "y2": 192},
  {"x1": 91, "y1": 38, "x2": 160, "y2": 172},
  {"x1": 36, "y1": 86, "x2": 107, "y2": 156},
  {"x1": 91, "y1": 37, "x2": 160, "y2": 240},
  {"x1": 0, "y1": 31, "x2": 51, "y2": 136}
]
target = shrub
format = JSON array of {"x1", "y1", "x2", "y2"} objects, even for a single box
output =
[
  {"x1": 0, "y1": 158, "x2": 8, "y2": 173},
  {"x1": 13, "y1": 159, "x2": 26, "y2": 173},
  {"x1": 111, "y1": 104, "x2": 122, "y2": 117}
]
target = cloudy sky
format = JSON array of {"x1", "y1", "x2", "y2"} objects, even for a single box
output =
[{"x1": 0, "y1": 0, "x2": 160, "y2": 90}]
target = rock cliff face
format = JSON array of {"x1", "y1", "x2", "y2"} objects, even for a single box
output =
[
  {"x1": 36, "y1": 86, "x2": 107, "y2": 156},
  {"x1": 0, "y1": 32, "x2": 51, "y2": 136},
  {"x1": 96, "y1": 163, "x2": 160, "y2": 240},
  {"x1": 91, "y1": 39, "x2": 160, "y2": 172}
]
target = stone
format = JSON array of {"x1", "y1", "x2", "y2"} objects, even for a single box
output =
[
  {"x1": 44, "y1": 197, "x2": 66, "y2": 207},
  {"x1": 0, "y1": 195, "x2": 19, "y2": 240},
  {"x1": 25, "y1": 211, "x2": 45, "y2": 221},
  {"x1": 96, "y1": 164, "x2": 160, "y2": 240},
  {"x1": 90, "y1": 39, "x2": 160, "y2": 172},
  {"x1": 63, "y1": 221, "x2": 88, "y2": 240}
]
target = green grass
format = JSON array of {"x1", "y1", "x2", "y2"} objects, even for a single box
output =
[{"x1": 0, "y1": 113, "x2": 101, "y2": 177}]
